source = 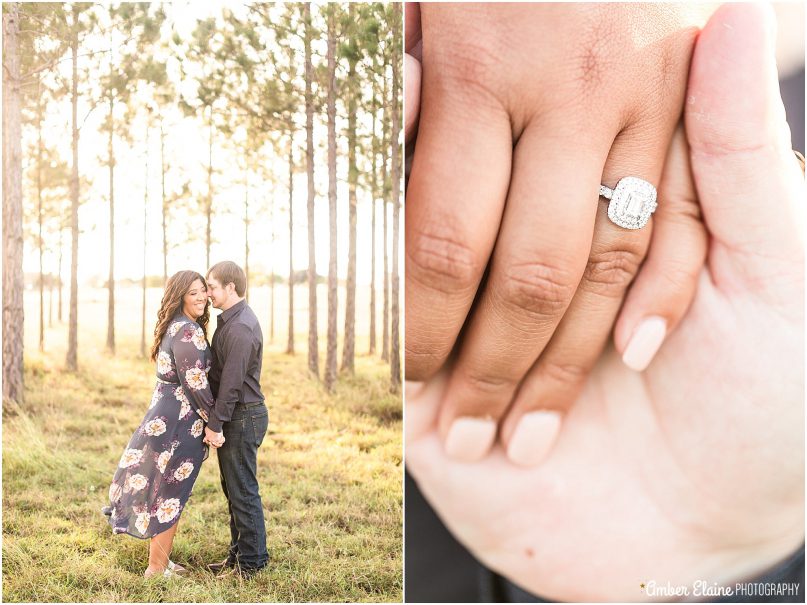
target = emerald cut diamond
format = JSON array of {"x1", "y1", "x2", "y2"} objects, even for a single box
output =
[{"x1": 601, "y1": 177, "x2": 657, "y2": 230}]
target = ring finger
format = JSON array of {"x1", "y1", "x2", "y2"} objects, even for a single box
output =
[
  {"x1": 497, "y1": 120, "x2": 663, "y2": 465},
  {"x1": 500, "y1": 116, "x2": 710, "y2": 466}
]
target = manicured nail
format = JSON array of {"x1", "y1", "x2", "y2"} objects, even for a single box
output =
[
  {"x1": 507, "y1": 410, "x2": 562, "y2": 467},
  {"x1": 444, "y1": 417, "x2": 497, "y2": 462},
  {"x1": 622, "y1": 316, "x2": 667, "y2": 371}
]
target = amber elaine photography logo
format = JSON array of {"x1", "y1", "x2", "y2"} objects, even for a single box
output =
[{"x1": 639, "y1": 580, "x2": 800, "y2": 598}]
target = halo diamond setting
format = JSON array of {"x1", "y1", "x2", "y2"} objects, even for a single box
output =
[{"x1": 599, "y1": 177, "x2": 658, "y2": 230}]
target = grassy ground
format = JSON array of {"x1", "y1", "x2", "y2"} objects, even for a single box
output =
[{"x1": 3, "y1": 289, "x2": 402, "y2": 602}]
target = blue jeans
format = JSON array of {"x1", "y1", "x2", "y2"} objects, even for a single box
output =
[{"x1": 217, "y1": 401, "x2": 269, "y2": 569}]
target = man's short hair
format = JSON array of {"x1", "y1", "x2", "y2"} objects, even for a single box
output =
[{"x1": 208, "y1": 261, "x2": 247, "y2": 297}]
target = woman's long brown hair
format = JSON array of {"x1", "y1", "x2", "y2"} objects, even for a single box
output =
[{"x1": 150, "y1": 271, "x2": 210, "y2": 361}]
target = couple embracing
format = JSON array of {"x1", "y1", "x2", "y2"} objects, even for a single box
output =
[{"x1": 102, "y1": 261, "x2": 269, "y2": 579}]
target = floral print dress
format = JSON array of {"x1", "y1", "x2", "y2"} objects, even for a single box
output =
[{"x1": 105, "y1": 315, "x2": 215, "y2": 539}]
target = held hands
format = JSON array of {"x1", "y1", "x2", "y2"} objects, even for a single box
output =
[
  {"x1": 204, "y1": 426, "x2": 225, "y2": 449},
  {"x1": 406, "y1": 3, "x2": 716, "y2": 464},
  {"x1": 407, "y1": 3, "x2": 804, "y2": 601}
]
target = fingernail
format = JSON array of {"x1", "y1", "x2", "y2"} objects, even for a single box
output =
[
  {"x1": 444, "y1": 417, "x2": 497, "y2": 462},
  {"x1": 507, "y1": 410, "x2": 562, "y2": 467},
  {"x1": 622, "y1": 316, "x2": 667, "y2": 371}
]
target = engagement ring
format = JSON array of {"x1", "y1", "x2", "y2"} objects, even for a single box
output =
[{"x1": 599, "y1": 176, "x2": 658, "y2": 230}]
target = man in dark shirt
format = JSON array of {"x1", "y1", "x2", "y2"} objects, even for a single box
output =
[{"x1": 204, "y1": 261, "x2": 269, "y2": 577}]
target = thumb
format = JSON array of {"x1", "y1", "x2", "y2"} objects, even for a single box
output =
[
  {"x1": 405, "y1": 52, "x2": 422, "y2": 145},
  {"x1": 685, "y1": 3, "x2": 805, "y2": 299}
]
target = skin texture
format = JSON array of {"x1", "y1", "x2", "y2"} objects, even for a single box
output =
[
  {"x1": 405, "y1": 3, "x2": 717, "y2": 464},
  {"x1": 406, "y1": 3, "x2": 804, "y2": 601}
]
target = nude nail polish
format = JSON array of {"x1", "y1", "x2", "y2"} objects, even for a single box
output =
[
  {"x1": 622, "y1": 316, "x2": 667, "y2": 371},
  {"x1": 507, "y1": 410, "x2": 562, "y2": 467},
  {"x1": 444, "y1": 417, "x2": 497, "y2": 462}
]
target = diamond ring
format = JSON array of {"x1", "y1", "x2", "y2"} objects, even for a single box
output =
[{"x1": 599, "y1": 176, "x2": 658, "y2": 230}]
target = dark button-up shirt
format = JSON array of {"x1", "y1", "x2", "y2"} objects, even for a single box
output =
[{"x1": 208, "y1": 299, "x2": 264, "y2": 432}]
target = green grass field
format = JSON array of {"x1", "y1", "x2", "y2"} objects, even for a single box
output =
[{"x1": 3, "y1": 287, "x2": 402, "y2": 602}]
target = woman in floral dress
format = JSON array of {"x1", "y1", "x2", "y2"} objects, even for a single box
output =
[{"x1": 104, "y1": 270, "x2": 221, "y2": 578}]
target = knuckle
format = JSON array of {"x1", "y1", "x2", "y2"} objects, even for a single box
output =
[
  {"x1": 404, "y1": 346, "x2": 445, "y2": 382},
  {"x1": 584, "y1": 246, "x2": 644, "y2": 297},
  {"x1": 689, "y1": 139, "x2": 770, "y2": 164},
  {"x1": 663, "y1": 193, "x2": 703, "y2": 226},
  {"x1": 406, "y1": 227, "x2": 482, "y2": 296},
  {"x1": 427, "y1": 36, "x2": 507, "y2": 109},
  {"x1": 566, "y1": 12, "x2": 622, "y2": 101},
  {"x1": 462, "y1": 368, "x2": 513, "y2": 397},
  {"x1": 656, "y1": 258, "x2": 697, "y2": 294},
  {"x1": 540, "y1": 360, "x2": 589, "y2": 386},
  {"x1": 571, "y1": 37, "x2": 608, "y2": 97},
  {"x1": 439, "y1": 44, "x2": 499, "y2": 88},
  {"x1": 497, "y1": 260, "x2": 577, "y2": 319}
]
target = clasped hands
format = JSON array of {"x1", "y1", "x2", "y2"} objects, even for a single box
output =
[
  {"x1": 204, "y1": 426, "x2": 224, "y2": 449},
  {"x1": 406, "y1": 3, "x2": 804, "y2": 601}
]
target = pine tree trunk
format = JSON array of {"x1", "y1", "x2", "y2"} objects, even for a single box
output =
[
  {"x1": 369, "y1": 74, "x2": 378, "y2": 356},
  {"x1": 141, "y1": 126, "x2": 149, "y2": 358},
  {"x1": 106, "y1": 93, "x2": 116, "y2": 355},
  {"x1": 160, "y1": 120, "x2": 167, "y2": 284},
  {"x1": 48, "y1": 279, "x2": 53, "y2": 328},
  {"x1": 381, "y1": 75, "x2": 390, "y2": 363},
  {"x1": 244, "y1": 165, "x2": 249, "y2": 302},
  {"x1": 390, "y1": 3, "x2": 402, "y2": 392},
  {"x1": 58, "y1": 219, "x2": 63, "y2": 321},
  {"x1": 341, "y1": 49, "x2": 357, "y2": 375},
  {"x1": 269, "y1": 193, "x2": 275, "y2": 343},
  {"x1": 206, "y1": 108, "x2": 213, "y2": 269},
  {"x1": 2, "y1": 2, "x2": 24, "y2": 402},
  {"x1": 66, "y1": 24, "x2": 79, "y2": 372},
  {"x1": 324, "y1": 7, "x2": 338, "y2": 392},
  {"x1": 270, "y1": 271, "x2": 275, "y2": 343},
  {"x1": 287, "y1": 135, "x2": 295, "y2": 355},
  {"x1": 304, "y1": 1, "x2": 318, "y2": 378},
  {"x1": 37, "y1": 86, "x2": 44, "y2": 353}
]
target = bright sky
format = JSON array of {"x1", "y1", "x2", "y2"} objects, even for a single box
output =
[{"x1": 23, "y1": 1, "x2": 402, "y2": 288}]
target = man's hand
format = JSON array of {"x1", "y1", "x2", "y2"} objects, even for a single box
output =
[
  {"x1": 204, "y1": 426, "x2": 225, "y2": 448},
  {"x1": 407, "y1": 4, "x2": 804, "y2": 600}
]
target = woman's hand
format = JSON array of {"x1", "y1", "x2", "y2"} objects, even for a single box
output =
[
  {"x1": 204, "y1": 426, "x2": 224, "y2": 448},
  {"x1": 406, "y1": 3, "x2": 804, "y2": 600},
  {"x1": 405, "y1": 3, "x2": 716, "y2": 464}
]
